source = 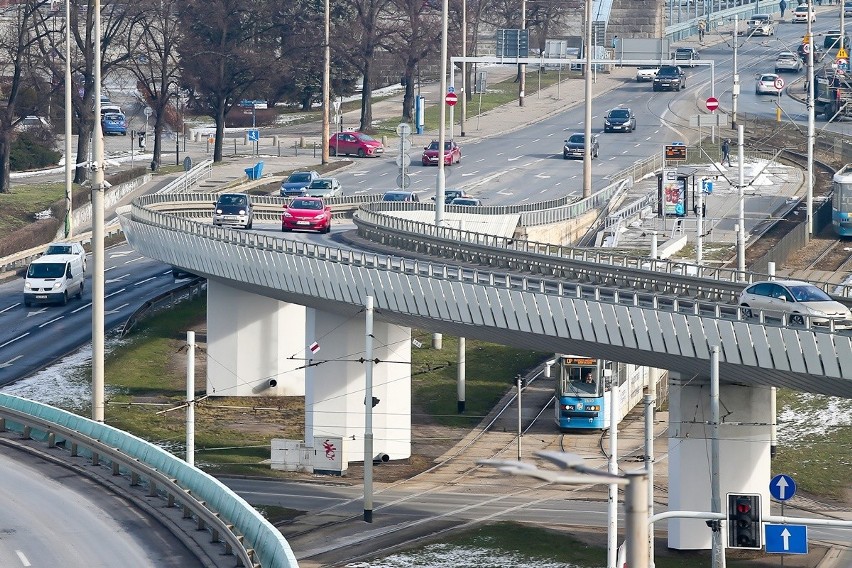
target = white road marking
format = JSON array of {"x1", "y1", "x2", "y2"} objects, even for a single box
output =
[
  {"x1": 135, "y1": 277, "x2": 157, "y2": 285},
  {"x1": 0, "y1": 355, "x2": 22, "y2": 369},
  {"x1": 105, "y1": 288, "x2": 126, "y2": 299},
  {"x1": 106, "y1": 274, "x2": 129, "y2": 283},
  {"x1": 123, "y1": 256, "x2": 144, "y2": 264},
  {"x1": 106, "y1": 303, "x2": 130, "y2": 315},
  {"x1": 15, "y1": 550, "x2": 31, "y2": 566},
  {"x1": 353, "y1": 171, "x2": 369, "y2": 176},
  {"x1": 109, "y1": 251, "x2": 133, "y2": 258},
  {"x1": 0, "y1": 333, "x2": 29, "y2": 350},
  {"x1": 1, "y1": 303, "x2": 20, "y2": 313},
  {"x1": 72, "y1": 303, "x2": 92, "y2": 313},
  {"x1": 26, "y1": 308, "x2": 48, "y2": 317},
  {"x1": 39, "y1": 316, "x2": 64, "y2": 328},
  {"x1": 461, "y1": 171, "x2": 479, "y2": 176},
  {"x1": 508, "y1": 156, "x2": 522, "y2": 161},
  {"x1": 535, "y1": 173, "x2": 552, "y2": 179},
  {"x1": 532, "y1": 138, "x2": 540, "y2": 142}
]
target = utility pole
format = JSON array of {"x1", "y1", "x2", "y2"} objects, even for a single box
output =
[
  {"x1": 710, "y1": 346, "x2": 726, "y2": 568},
  {"x1": 806, "y1": 15, "x2": 815, "y2": 239},
  {"x1": 92, "y1": 0, "x2": 105, "y2": 423},
  {"x1": 321, "y1": 0, "x2": 330, "y2": 164},
  {"x1": 732, "y1": 16, "x2": 739, "y2": 128},
  {"x1": 737, "y1": 124, "x2": 745, "y2": 277},
  {"x1": 460, "y1": 0, "x2": 467, "y2": 136},
  {"x1": 63, "y1": 0, "x2": 72, "y2": 238},
  {"x1": 519, "y1": 0, "x2": 526, "y2": 107},
  {"x1": 583, "y1": 0, "x2": 593, "y2": 198},
  {"x1": 363, "y1": 296, "x2": 375, "y2": 523}
]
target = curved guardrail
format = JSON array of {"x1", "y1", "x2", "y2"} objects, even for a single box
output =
[{"x1": 0, "y1": 393, "x2": 298, "y2": 568}]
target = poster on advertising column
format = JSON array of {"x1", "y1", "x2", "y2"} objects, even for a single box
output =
[{"x1": 661, "y1": 168, "x2": 686, "y2": 217}]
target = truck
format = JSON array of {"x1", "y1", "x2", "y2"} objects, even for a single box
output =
[{"x1": 814, "y1": 68, "x2": 852, "y2": 121}]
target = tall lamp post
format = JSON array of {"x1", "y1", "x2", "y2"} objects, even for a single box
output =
[
  {"x1": 481, "y1": 452, "x2": 650, "y2": 568},
  {"x1": 583, "y1": 0, "x2": 593, "y2": 198},
  {"x1": 63, "y1": 0, "x2": 72, "y2": 238},
  {"x1": 519, "y1": 0, "x2": 526, "y2": 107},
  {"x1": 92, "y1": 0, "x2": 106, "y2": 422},
  {"x1": 321, "y1": 0, "x2": 330, "y2": 164}
]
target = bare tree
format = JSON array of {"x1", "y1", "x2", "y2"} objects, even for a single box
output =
[
  {"x1": 340, "y1": 0, "x2": 397, "y2": 132},
  {"x1": 393, "y1": 0, "x2": 440, "y2": 121},
  {"x1": 0, "y1": 0, "x2": 53, "y2": 193},
  {"x1": 124, "y1": 0, "x2": 182, "y2": 170},
  {"x1": 176, "y1": 0, "x2": 274, "y2": 162}
]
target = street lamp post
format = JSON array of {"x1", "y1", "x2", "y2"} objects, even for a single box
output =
[
  {"x1": 92, "y1": 0, "x2": 105, "y2": 423},
  {"x1": 583, "y1": 0, "x2": 593, "y2": 198},
  {"x1": 480, "y1": 452, "x2": 650, "y2": 568},
  {"x1": 64, "y1": 0, "x2": 72, "y2": 238},
  {"x1": 322, "y1": 0, "x2": 330, "y2": 164}
]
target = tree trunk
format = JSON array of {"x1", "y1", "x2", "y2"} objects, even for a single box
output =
[
  {"x1": 401, "y1": 59, "x2": 417, "y2": 121},
  {"x1": 73, "y1": 117, "x2": 93, "y2": 184},
  {"x1": 359, "y1": 57, "x2": 373, "y2": 132},
  {"x1": 153, "y1": 111, "x2": 164, "y2": 171},
  {"x1": 0, "y1": 135, "x2": 10, "y2": 194},
  {"x1": 214, "y1": 102, "x2": 226, "y2": 162}
]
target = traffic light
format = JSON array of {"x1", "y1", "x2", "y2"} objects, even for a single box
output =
[{"x1": 728, "y1": 493, "x2": 762, "y2": 549}]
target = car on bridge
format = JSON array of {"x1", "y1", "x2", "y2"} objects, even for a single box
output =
[
  {"x1": 382, "y1": 190, "x2": 420, "y2": 202},
  {"x1": 213, "y1": 193, "x2": 254, "y2": 229},
  {"x1": 282, "y1": 197, "x2": 332, "y2": 233},
  {"x1": 739, "y1": 280, "x2": 852, "y2": 328},
  {"x1": 563, "y1": 133, "x2": 599, "y2": 159},
  {"x1": 305, "y1": 177, "x2": 342, "y2": 198},
  {"x1": 449, "y1": 197, "x2": 483, "y2": 206},
  {"x1": 280, "y1": 170, "x2": 320, "y2": 197},
  {"x1": 793, "y1": 3, "x2": 815, "y2": 23},
  {"x1": 673, "y1": 47, "x2": 699, "y2": 67}
]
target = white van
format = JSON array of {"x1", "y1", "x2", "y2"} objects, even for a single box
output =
[{"x1": 23, "y1": 254, "x2": 85, "y2": 306}]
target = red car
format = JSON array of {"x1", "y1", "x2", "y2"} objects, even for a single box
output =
[
  {"x1": 329, "y1": 131, "x2": 384, "y2": 158},
  {"x1": 421, "y1": 139, "x2": 461, "y2": 166},
  {"x1": 282, "y1": 197, "x2": 332, "y2": 233}
]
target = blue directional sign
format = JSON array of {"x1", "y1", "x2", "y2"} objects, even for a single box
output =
[
  {"x1": 765, "y1": 524, "x2": 808, "y2": 554},
  {"x1": 247, "y1": 129, "x2": 259, "y2": 142},
  {"x1": 769, "y1": 474, "x2": 797, "y2": 501}
]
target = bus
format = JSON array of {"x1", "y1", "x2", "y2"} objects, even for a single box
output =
[
  {"x1": 832, "y1": 166, "x2": 852, "y2": 236},
  {"x1": 554, "y1": 355, "x2": 654, "y2": 431}
]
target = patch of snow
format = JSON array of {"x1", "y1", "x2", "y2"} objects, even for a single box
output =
[
  {"x1": 345, "y1": 543, "x2": 588, "y2": 568},
  {"x1": 777, "y1": 393, "x2": 852, "y2": 441}
]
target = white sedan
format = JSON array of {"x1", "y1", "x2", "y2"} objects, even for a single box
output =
[
  {"x1": 635, "y1": 67, "x2": 659, "y2": 82},
  {"x1": 739, "y1": 280, "x2": 852, "y2": 327},
  {"x1": 755, "y1": 73, "x2": 783, "y2": 95}
]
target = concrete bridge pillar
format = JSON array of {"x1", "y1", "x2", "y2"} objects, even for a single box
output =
[
  {"x1": 668, "y1": 373, "x2": 771, "y2": 550},
  {"x1": 305, "y1": 307, "x2": 411, "y2": 465},
  {"x1": 206, "y1": 280, "x2": 306, "y2": 397}
]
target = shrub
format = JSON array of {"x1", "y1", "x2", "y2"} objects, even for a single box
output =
[{"x1": 10, "y1": 130, "x2": 61, "y2": 171}]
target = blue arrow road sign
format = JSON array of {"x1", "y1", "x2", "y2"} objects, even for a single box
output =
[
  {"x1": 769, "y1": 474, "x2": 797, "y2": 501},
  {"x1": 247, "y1": 129, "x2": 259, "y2": 142},
  {"x1": 765, "y1": 524, "x2": 808, "y2": 554}
]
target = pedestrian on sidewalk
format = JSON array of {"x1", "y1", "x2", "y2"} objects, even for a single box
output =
[
  {"x1": 779, "y1": 0, "x2": 787, "y2": 18},
  {"x1": 698, "y1": 20, "x2": 706, "y2": 44},
  {"x1": 611, "y1": 35, "x2": 618, "y2": 51},
  {"x1": 721, "y1": 138, "x2": 732, "y2": 167}
]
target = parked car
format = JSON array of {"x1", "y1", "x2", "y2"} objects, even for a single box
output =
[
  {"x1": 739, "y1": 280, "x2": 852, "y2": 327},
  {"x1": 281, "y1": 197, "x2": 332, "y2": 233},
  {"x1": 653, "y1": 65, "x2": 687, "y2": 91},
  {"x1": 756, "y1": 73, "x2": 783, "y2": 95},
  {"x1": 421, "y1": 139, "x2": 462, "y2": 165},
  {"x1": 563, "y1": 133, "x2": 599, "y2": 159},
  {"x1": 635, "y1": 67, "x2": 659, "y2": 82},
  {"x1": 305, "y1": 177, "x2": 342, "y2": 198},
  {"x1": 329, "y1": 131, "x2": 384, "y2": 158},
  {"x1": 823, "y1": 30, "x2": 850, "y2": 50},
  {"x1": 213, "y1": 193, "x2": 253, "y2": 229},
  {"x1": 44, "y1": 241, "x2": 87, "y2": 273},
  {"x1": 673, "y1": 47, "x2": 699, "y2": 67},
  {"x1": 775, "y1": 51, "x2": 803, "y2": 73},
  {"x1": 280, "y1": 170, "x2": 320, "y2": 197},
  {"x1": 449, "y1": 197, "x2": 483, "y2": 206},
  {"x1": 603, "y1": 107, "x2": 636, "y2": 132},
  {"x1": 382, "y1": 190, "x2": 419, "y2": 202},
  {"x1": 793, "y1": 3, "x2": 815, "y2": 23},
  {"x1": 101, "y1": 112, "x2": 127, "y2": 135},
  {"x1": 746, "y1": 14, "x2": 775, "y2": 36},
  {"x1": 16, "y1": 115, "x2": 50, "y2": 132}
]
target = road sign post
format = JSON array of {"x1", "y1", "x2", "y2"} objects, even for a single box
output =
[
  {"x1": 765, "y1": 524, "x2": 808, "y2": 554},
  {"x1": 706, "y1": 97, "x2": 719, "y2": 112}
]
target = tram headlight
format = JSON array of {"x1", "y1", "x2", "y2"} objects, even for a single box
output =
[{"x1": 587, "y1": 405, "x2": 600, "y2": 411}]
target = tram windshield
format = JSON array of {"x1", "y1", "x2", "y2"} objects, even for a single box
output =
[{"x1": 560, "y1": 357, "x2": 600, "y2": 397}]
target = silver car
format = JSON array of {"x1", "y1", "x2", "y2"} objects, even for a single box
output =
[
  {"x1": 305, "y1": 177, "x2": 342, "y2": 198},
  {"x1": 739, "y1": 280, "x2": 852, "y2": 327},
  {"x1": 775, "y1": 52, "x2": 802, "y2": 73},
  {"x1": 213, "y1": 193, "x2": 254, "y2": 229}
]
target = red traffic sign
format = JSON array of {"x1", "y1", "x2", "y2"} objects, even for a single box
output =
[
  {"x1": 774, "y1": 77, "x2": 785, "y2": 90},
  {"x1": 706, "y1": 97, "x2": 719, "y2": 112},
  {"x1": 445, "y1": 92, "x2": 458, "y2": 106}
]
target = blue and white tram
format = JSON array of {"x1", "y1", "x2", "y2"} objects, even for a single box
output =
[
  {"x1": 554, "y1": 355, "x2": 652, "y2": 431},
  {"x1": 832, "y1": 166, "x2": 852, "y2": 237}
]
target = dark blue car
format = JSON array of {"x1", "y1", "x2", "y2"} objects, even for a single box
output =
[{"x1": 102, "y1": 112, "x2": 127, "y2": 135}]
